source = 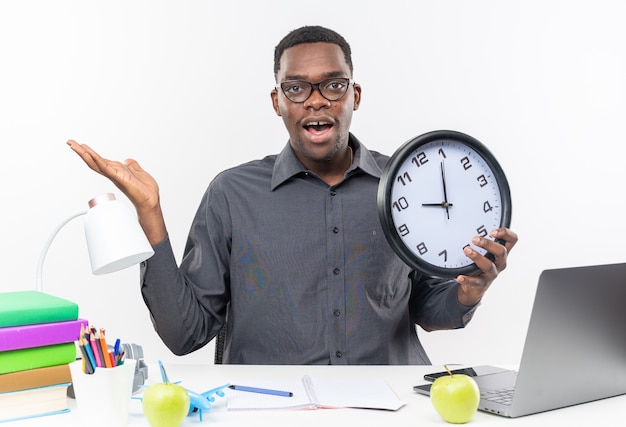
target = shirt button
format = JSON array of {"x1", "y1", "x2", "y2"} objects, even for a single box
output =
[
  {"x1": 332, "y1": 226, "x2": 339, "y2": 234},
  {"x1": 335, "y1": 351, "x2": 343, "y2": 358},
  {"x1": 330, "y1": 190, "x2": 337, "y2": 196},
  {"x1": 333, "y1": 309, "x2": 341, "y2": 317},
  {"x1": 333, "y1": 268, "x2": 340, "y2": 275}
]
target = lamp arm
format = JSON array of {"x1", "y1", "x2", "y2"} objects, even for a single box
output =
[{"x1": 36, "y1": 209, "x2": 88, "y2": 292}]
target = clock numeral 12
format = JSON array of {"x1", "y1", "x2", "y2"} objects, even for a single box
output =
[{"x1": 412, "y1": 152, "x2": 428, "y2": 167}]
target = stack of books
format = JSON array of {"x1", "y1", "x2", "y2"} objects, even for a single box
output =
[{"x1": 0, "y1": 290, "x2": 88, "y2": 423}]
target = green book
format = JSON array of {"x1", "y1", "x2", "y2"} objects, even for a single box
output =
[
  {"x1": 0, "y1": 291, "x2": 78, "y2": 328},
  {"x1": 0, "y1": 342, "x2": 77, "y2": 375}
]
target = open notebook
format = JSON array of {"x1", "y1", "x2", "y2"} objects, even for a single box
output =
[{"x1": 226, "y1": 375, "x2": 405, "y2": 411}]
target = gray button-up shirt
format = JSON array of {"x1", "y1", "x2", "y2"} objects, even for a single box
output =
[{"x1": 140, "y1": 134, "x2": 477, "y2": 364}]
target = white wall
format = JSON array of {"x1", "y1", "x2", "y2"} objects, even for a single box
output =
[{"x1": 2, "y1": 0, "x2": 625, "y2": 367}]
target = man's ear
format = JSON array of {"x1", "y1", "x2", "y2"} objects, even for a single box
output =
[
  {"x1": 271, "y1": 89, "x2": 282, "y2": 116},
  {"x1": 353, "y1": 83, "x2": 362, "y2": 111}
]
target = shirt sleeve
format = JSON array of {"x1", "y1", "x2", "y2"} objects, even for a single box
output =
[
  {"x1": 408, "y1": 270, "x2": 480, "y2": 332},
  {"x1": 139, "y1": 183, "x2": 230, "y2": 356}
]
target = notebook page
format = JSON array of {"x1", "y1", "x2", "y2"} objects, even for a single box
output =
[{"x1": 309, "y1": 376, "x2": 405, "y2": 410}]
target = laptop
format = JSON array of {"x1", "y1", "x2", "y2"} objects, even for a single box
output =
[{"x1": 415, "y1": 262, "x2": 626, "y2": 418}]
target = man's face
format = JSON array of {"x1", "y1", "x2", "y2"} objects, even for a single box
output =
[{"x1": 271, "y1": 42, "x2": 361, "y2": 165}]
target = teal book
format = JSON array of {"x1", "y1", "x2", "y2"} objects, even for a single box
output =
[
  {"x1": 0, "y1": 342, "x2": 77, "y2": 375},
  {"x1": 0, "y1": 291, "x2": 78, "y2": 328}
]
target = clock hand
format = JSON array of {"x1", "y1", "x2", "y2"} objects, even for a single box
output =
[
  {"x1": 440, "y1": 161, "x2": 451, "y2": 219},
  {"x1": 422, "y1": 203, "x2": 454, "y2": 207}
]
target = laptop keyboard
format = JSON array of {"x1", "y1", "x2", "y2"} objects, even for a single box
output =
[{"x1": 481, "y1": 387, "x2": 515, "y2": 405}]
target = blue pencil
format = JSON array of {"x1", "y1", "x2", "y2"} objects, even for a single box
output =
[
  {"x1": 82, "y1": 339, "x2": 97, "y2": 372},
  {"x1": 228, "y1": 384, "x2": 293, "y2": 397},
  {"x1": 78, "y1": 344, "x2": 94, "y2": 374}
]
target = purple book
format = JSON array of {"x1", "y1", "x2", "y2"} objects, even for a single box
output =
[{"x1": 0, "y1": 318, "x2": 88, "y2": 352}]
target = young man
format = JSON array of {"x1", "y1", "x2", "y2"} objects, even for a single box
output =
[{"x1": 68, "y1": 26, "x2": 517, "y2": 364}]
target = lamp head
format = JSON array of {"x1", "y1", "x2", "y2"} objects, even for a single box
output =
[
  {"x1": 36, "y1": 192, "x2": 155, "y2": 292},
  {"x1": 84, "y1": 193, "x2": 154, "y2": 275}
]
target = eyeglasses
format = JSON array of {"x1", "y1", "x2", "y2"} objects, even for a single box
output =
[{"x1": 276, "y1": 78, "x2": 354, "y2": 103}]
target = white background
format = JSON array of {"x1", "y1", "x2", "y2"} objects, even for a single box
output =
[{"x1": 1, "y1": 0, "x2": 625, "y2": 367}]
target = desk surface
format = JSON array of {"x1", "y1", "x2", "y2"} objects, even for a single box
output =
[{"x1": 9, "y1": 363, "x2": 624, "y2": 426}]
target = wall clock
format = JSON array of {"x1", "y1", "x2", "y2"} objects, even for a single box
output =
[{"x1": 377, "y1": 130, "x2": 512, "y2": 278}]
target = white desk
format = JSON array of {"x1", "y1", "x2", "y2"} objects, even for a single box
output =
[{"x1": 9, "y1": 364, "x2": 624, "y2": 426}]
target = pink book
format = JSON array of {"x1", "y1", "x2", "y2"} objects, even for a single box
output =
[{"x1": 0, "y1": 318, "x2": 88, "y2": 352}]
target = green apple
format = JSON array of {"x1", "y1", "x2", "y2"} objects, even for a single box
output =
[
  {"x1": 142, "y1": 382, "x2": 190, "y2": 427},
  {"x1": 430, "y1": 367, "x2": 480, "y2": 424}
]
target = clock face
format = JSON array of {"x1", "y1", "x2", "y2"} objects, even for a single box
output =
[{"x1": 377, "y1": 130, "x2": 512, "y2": 278}]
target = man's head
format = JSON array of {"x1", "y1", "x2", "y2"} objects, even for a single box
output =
[
  {"x1": 271, "y1": 26, "x2": 361, "y2": 174},
  {"x1": 274, "y1": 26, "x2": 353, "y2": 80}
]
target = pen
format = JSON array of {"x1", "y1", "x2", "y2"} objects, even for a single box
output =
[
  {"x1": 113, "y1": 338, "x2": 121, "y2": 357},
  {"x1": 228, "y1": 384, "x2": 293, "y2": 397}
]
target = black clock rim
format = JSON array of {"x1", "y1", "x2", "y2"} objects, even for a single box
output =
[{"x1": 377, "y1": 130, "x2": 512, "y2": 278}]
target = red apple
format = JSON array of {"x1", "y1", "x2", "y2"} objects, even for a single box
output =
[{"x1": 142, "y1": 382, "x2": 190, "y2": 427}]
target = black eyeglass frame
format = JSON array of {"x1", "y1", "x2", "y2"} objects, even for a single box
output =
[{"x1": 276, "y1": 78, "x2": 355, "y2": 103}]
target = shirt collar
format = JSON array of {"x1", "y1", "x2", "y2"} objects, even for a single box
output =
[{"x1": 271, "y1": 133, "x2": 383, "y2": 191}]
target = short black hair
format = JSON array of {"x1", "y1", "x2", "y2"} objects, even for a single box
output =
[{"x1": 274, "y1": 25, "x2": 353, "y2": 80}]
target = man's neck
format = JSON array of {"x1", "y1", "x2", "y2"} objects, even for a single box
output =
[{"x1": 307, "y1": 145, "x2": 353, "y2": 186}]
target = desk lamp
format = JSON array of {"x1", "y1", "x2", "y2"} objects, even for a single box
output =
[
  {"x1": 35, "y1": 192, "x2": 154, "y2": 392},
  {"x1": 36, "y1": 193, "x2": 154, "y2": 292}
]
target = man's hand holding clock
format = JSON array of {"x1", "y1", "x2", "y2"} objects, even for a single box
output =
[{"x1": 456, "y1": 227, "x2": 518, "y2": 306}]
